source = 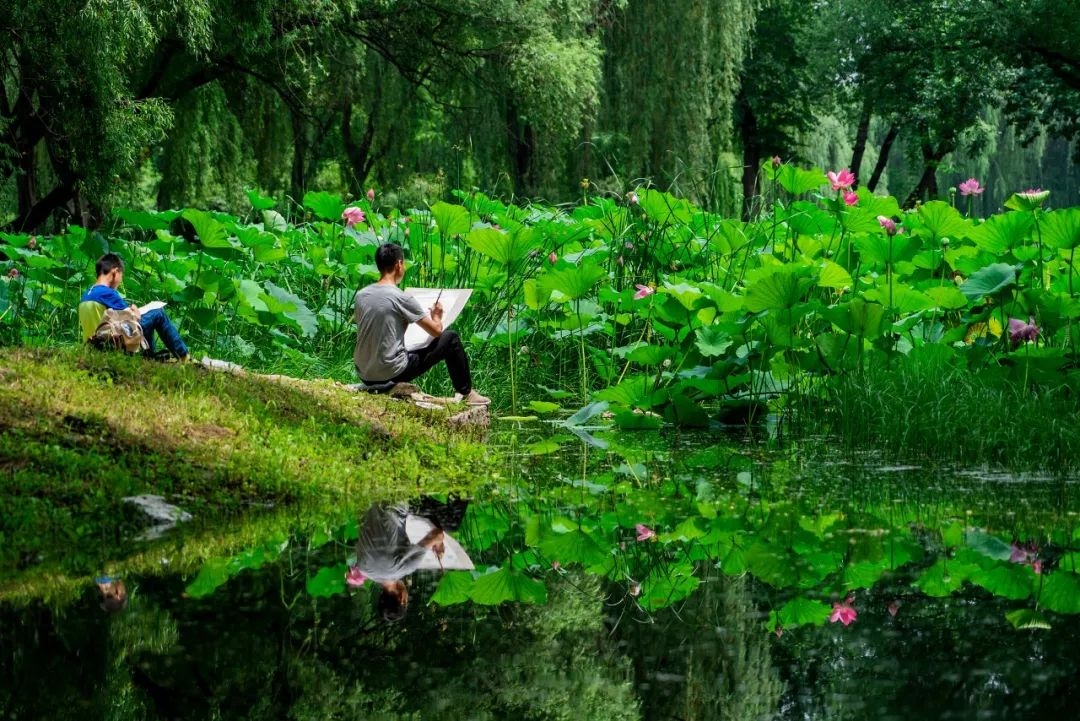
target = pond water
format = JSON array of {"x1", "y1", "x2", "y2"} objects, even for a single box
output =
[{"x1": 3, "y1": 428, "x2": 1080, "y2": 720}]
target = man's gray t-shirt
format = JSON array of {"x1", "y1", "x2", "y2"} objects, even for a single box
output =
[{"x1": 353, "y1": 283, "x2": 426, "y2": 381}]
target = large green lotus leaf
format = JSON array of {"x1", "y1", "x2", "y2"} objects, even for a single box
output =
[
  {"x1": 246, "y1": 187, "x2": 276, "y2": 210},
  {"x1": 463, "y1": 505, "x2": 510, "y2": 552},
  {"x1": 625, "y1": 343, "x2": 674, "y2": 366},
  {"x1": 960, "y1": 263, "x2": 1018, "y2": 301},
  {"x1": 1006, "y1": 608, "x2": 1051, "y2": 630},
  {"x1": 696, "y1": 326, "x2": 733, "y2": 357},
  {"x1": 784, "y1": 200, "x2": 836, "y2": 236},
  {"x1": 303, "y1": 191, "x2": 345, "y2": 221},
  {"x1": 918, "y1": 200, "x2": 971, "y2": 241},
  {"x1": 844, "y1": 560, "x2": 888, "y2": 589},
  {"x1": 612, "y1": 410, "x2": 663, "y2": 430},
  {"x1": 184, "y1": 558, "x2": 232, "y2": 598},
  {"x1": 640, "y1": 561, "x2": 700, "y2": 611},
  {"x1": 863, "y1": 285, "x2": 934, "y2": 314},
  {"x1": 306, "y1": 564, "x2": 348, "y2": 598},
  {"x1": 859, "y1": 194, "x2": 903, "y2": 221},
  {"x1": 924, "y1": 285, "x2": 969, "y2": 310},
  {"x1": 1040, "y1": 571, "x2": 1080, "y2": 614},
  {"x1": 946, "y1": 245, "x2": 994, "y2": 275},
  {"x1": 429, "y1": 201, "x2": 471, "y2": 237},
  {"x1": 817, "y1": 259, "x2": 853, "y2": 289},
  {"x1": 822, "y1": 298, "x2": 886, "y2": 339},
  {"x1": 970, "y1": 564, "x2": 1034, "y2": 601},
  {"x1": 744, "y1": 266, "x2": 814, "y2": 312},
  {"x1": 843, "y1": 206, "x2": 887, "y2": 234},
  {"x1": 536, "y1": 262, "x2": 607, "y2": 302},
  {"x1": 661, "y1": 280, "x2": 705, "y2": 311},
  {"x1": 966, "y1": 211, "x2": 1032, "y2": 253},
  {"x1": 966, "y1": 529, "x2": 1014, "y2": 560},
  {"x1": 262, "y1": 209, "x2": 288, "y2": 233},
  {"x1": 430, "y1": 571, "x2": 474, "y2": 605},
  {"x1": 854, "y1": 234, "x2": 917, "y2": 267},
  {"x1": 116, "y1": 207, "x2": 172, "y2": 230},
  {"x1": 745, "y1": 542, "x2": 793, "y2": 587},
  {"x1": 638, "y1": 188, "x2": 696, "y2": 225},
  {"x1": 777, "y1": 165, "x2": 827, "y2": 195},
  {"x1": 665, "y1": 392, "x2": 711, "y2": 428},
  {"x1": 182, "y1": 209, "x2": 231, "y2": 248},
  {"x1": 264, "y1": 282, "x2": 317, "y2": 337},
  {"x1": 1040, "y1": 207, "x2": 1080, "y2": 250},
  {"x1": 539, "y1": 529, "x2": 608, "y2": 567},
  {"x1": 775, "y1": 597, "x2": 832, "y2": 628},
  {"x1": 470, "y1": 566, "x2": 547, "y2": 605},
  {"x1": 914, "y1": 557, "x2": 979, "y2": 597}
]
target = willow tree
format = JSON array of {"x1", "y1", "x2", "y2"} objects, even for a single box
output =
[
  {"x1": 2, "y1": 0, "x2": 625, "y2": 230},
  {"x1": 596, "y1": 0, "x2": 761, "y2": 214}
]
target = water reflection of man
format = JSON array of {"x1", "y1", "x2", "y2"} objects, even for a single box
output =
[{"x1": 350, "y1": 504, "x2": 448, "y2": 622}]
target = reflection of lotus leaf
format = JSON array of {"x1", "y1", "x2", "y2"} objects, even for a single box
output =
[{"x1": 469, "y1": 565, "x2": 547, "y2": 605}]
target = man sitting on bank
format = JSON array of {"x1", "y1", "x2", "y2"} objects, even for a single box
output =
[
  {"x1": 354, "y1": 243, "x2": 489, "y2": 405},
  {"x1": 79, "y1": 253, "x2": 191, "y2": 361}
]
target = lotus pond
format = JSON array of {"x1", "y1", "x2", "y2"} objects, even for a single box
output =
[{"x1": 3, "y1": 424, "x2": 1080, "y2": 721}]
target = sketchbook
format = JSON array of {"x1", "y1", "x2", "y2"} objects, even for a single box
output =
[
  {"x1": 138, "y1": 300, "x2": 166, "y2": 314},
  {"x1": 402, "y1": 287, "x2": 472, "y2": 351},
  {"x1": 405, "y1": 515, "x2": 475, "y2": 571}
]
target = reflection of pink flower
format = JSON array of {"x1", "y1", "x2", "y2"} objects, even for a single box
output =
[
  {"x1": 1009, "y1": 540, "x2": 1041, "y2": 573},
  {"x1": 843, "y1": 190, "x2": 858, "y2": 206},
  {"x1": 345, "y1": 566, "x2": 367, "y2": 587},
  {"x1": 551, "y1": 560, "x2": 561, "y2": 571},
  {"x1": 633, "y1": 284, "x2": 654, "y2": 300},
  {"x1": 887, "y1": 600, "x2": 900, "y2": 617},
  {"x1": 366, "y1": 188, "x2": 376, "y2": 202},
  {"x1": 1007, "y1": 316, "x2": 1039, "y2": 344},
  {"x1": 6, "y1": 268, "x2": 18, "y2": 279},
  {"x1": 827, "y1": 168, "x2": 856, "y2": 191},
  {"x1": 635, "y1": 524, "x2": 655, "y2": 541},
  {"x1": 829, "y1": 595, "x2": 857, "y2": 626},
  {"x1": 548, "y1": 251, "x2": 557, "y2": 264},
  {"x1": 342, "y1": 206, "x2": 366, "y2": 227},
  {"x1": 958, "y1": 178, "x2": 984, "y2": 196},
  {"x1": 878, "y1": 216, "x2": 897, "y2": 236}
]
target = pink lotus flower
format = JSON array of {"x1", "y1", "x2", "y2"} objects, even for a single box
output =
[
  {"x1": 1032, "y1": 559, "x2": 1044, "y2": 575},
  {"x1": 635, "y1": 523, "x2": 655, "y2": 541},
  {"x1": 548, "y1": 251, "x2": 557, "y2": 264},
  {"x1": 877, "y1": 216, "x2": 897, "y2": 236},
  {"x1": 827, "y1": 168, "x2": 856, "y2": 191},
  {"x1": 6, "y1": 268, "x2": 18, "y2": 279},
  {"x1": 1009, "y1": 540, "x2": 1039, "y2": 564},
  {"x1": 843, "y1": 190, "x2": 858, "y2": 206},
  {"x1": 829, "y1": 595, "x2": 857, "y2": 626},
  {"x1": 366, "y1": 188, "x2": 375, "y2": 202},
  {"x1": 771, "y1": 155, "x2": 782, "y2": 169},
  {"x1": 627, "y1": 191, "x2": 639, "y2": 205},
  {"x1": 342, "y1": 206, "x2": 366, "y2": 228},
  {"x1": 958, "y1": 178, "x2": 984, "y2": 196},
  {"x1": 1018, "y1": 188, "x2": 1049, "y2": 202},
  {"x1": 345, "y1": 565, "x2": 367, "y2": 587},
  {"x1": 887, "y1": 600, "x2": 900, "y2": 617},
  {"x1": 551, "y1": 560, "x2": 561, "y2": 571},
  {"x1": 628, "y1": 581, "x2": 641, "y2": 597},
  {"x1": 775, "y1": 625, "x2": 783, "y2": 638},
  {"x1": 633, "y1": 284, "x2": 654, "y2": 300},
  {"x1": 1007, "y1": 316, "x2": 1039, "y2": 344},
  {"x1": 27, "y1": 236, "x2": 37, "y2": 250}
]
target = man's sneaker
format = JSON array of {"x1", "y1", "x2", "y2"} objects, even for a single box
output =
[{"x1": 454, "y1": 390, "x2": 491, "y2": 406}]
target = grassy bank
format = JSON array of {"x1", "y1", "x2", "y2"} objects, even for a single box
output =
[{"x1": 0, "y1": 346, "x2": 492, "y2": 599}]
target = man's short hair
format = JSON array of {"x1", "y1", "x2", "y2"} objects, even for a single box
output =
[
  {"x1": 96, "y1": 253, "x2": 124, "y2": 277},
  {"x1": 375, "y1": 243, "x2": 404, "y2": 274}
]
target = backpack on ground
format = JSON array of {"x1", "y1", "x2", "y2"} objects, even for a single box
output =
[{"x1": 91, "y1": 307, "x2": 148, "y2": 353}]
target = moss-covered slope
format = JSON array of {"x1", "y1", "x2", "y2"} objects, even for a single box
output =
[{"x1": 0, "y1": 347, "x2": 491, "y2": 589}]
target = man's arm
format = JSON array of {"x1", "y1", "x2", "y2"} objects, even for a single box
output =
[{"x1": 414, "y1": 301, "x2": 444, "y2": 338}]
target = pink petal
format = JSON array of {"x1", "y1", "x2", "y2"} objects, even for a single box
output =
[
  {"x1": 633, "y1": 284, "x2": 654, "y2": 300},
  {"x1": 635, "y1": 523, "x2": 655, "y2": 541},
  {"x1": 345, "y1": 566, "x2": 367, "y2": 587}
]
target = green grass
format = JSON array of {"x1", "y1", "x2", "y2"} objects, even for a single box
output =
[
  {"x1": 810, "y1": 345, "x2": 1080, "y2": 471},
  {"x1": 0, "y1": 346, "x2": 494, "y2": 598}
]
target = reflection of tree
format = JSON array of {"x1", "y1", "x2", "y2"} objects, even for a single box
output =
[
  {"x1": 614, "y1": 573, "x2": 783, "y2": 721},
  {"x1": 2, "y1": 568, "x2": 640, "y2": 720}
]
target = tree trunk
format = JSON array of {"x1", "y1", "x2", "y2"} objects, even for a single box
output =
[
  {"x1": 505, "y1": 102, "x2": 534, "y2": 194},
  {"x1": 904, "y1": 141, "x2": 944, "y2": 208},
  {"x1": 737, "y1": 89, "x2": 762, "y2": 221},
  {"x1": 290, "y1": 112, "x2": 307, "y2": 201},
  {"x1": 866, "y1": 124, "x2": 899, "y2": 192},
  {"x1": 849, "y1": 102, "x2": 871, "y2": 189}
]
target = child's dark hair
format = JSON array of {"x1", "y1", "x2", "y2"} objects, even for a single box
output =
[
  {"x1": 96, "y1": 253, "x2": 124, "y2": 277},
  {"x1": 377, "y1": 587, "x2": 408, "y2": 622}
]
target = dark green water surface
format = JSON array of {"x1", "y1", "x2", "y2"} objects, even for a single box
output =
[{"x1": 3, "y1": 428, "x2": 1080, "y2": 720}]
